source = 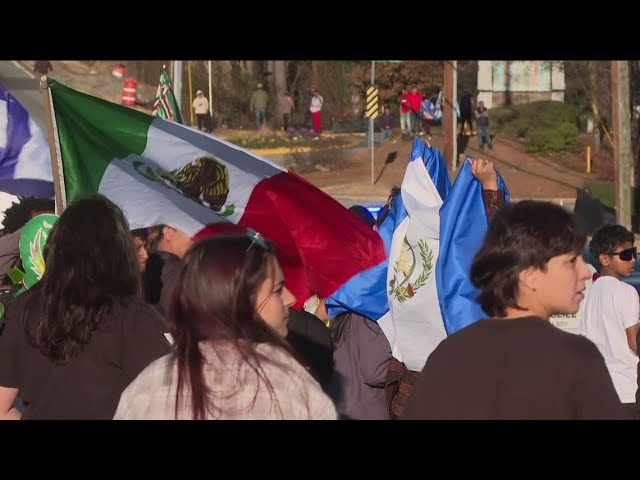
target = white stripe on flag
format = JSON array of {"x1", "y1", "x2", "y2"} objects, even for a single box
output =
[
  {"x1": 99, "y1": 155, "x2": 225, "y2": 236},
  {"x1": 387, "y1": 157, "x2": 446, "y2": 372},
  {"x1": 13, "y1": 118, "x2": 53, "y2": 182},
  {"x1": 0, "y1": 100, "x2": 7, "y2": 149},
  {"x1": 98, "y1": 120, "x2": 286, "y2": 236},
  {"x1": 140, "y1": 121, "x2": 282, "y2": 224}
]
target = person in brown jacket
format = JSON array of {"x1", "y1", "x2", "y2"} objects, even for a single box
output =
[{"x1": 403, "y1": 200, "x2": 632, "y2": 420}]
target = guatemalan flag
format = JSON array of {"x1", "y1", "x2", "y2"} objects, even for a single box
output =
[
  {"x1": 0, "y1": 83, "x2": 54, "y2": 198},
  {"x1": 326, "y1": 139, "x2": 509, "y2": 371},
  {"x1": 46, "y1": 79, "x2": 385, "y2": 310}
]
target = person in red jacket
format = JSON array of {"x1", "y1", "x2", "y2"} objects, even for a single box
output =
[{"x1": 406, "y1": 86, "x2": 423, "y2": 136}]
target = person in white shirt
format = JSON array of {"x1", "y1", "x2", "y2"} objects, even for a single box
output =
[
  {"x1": 309, "y1": 89, "x2": 324, "y2": 134},
  {"x1": 579, "y1": 224, "x2": 640, "y2": 411},
  {"x1": 192, "y1": 90, "x2": 210, "y2": 133}
]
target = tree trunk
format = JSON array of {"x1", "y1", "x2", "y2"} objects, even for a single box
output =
[
  {"x1": 311, "y1": 61, "x2": 320, "y2": 87},
  {"x1": 505, "y1": 61, "x2": 512, "y2": 106},
  {"x1": 273, "y1": 61, "x2": 287, "y2": 129},
  {"x1": 274, "y1": 61, "x2": 287, "y2": 96},
  {"x1": 264, "y1": 61, "x2": 275, "y2": 91}
]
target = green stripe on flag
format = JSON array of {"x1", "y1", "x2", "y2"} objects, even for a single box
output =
[{"x1": 49, "y1": 80, "x2": 154, "y2": 202}]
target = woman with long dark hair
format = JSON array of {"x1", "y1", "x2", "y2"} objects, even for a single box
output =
[
  {"x1": 114, "y1": 234, "x2": 337, "y2": 420},
  {"x1": 0, "y1": 194, "x2": 171, "y2": 419}
]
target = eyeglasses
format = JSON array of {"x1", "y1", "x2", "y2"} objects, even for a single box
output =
[{"x1": 606, "y1": 246, "x2": 637, "y2": 262}]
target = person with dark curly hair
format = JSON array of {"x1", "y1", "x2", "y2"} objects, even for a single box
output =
[{"x1": 0, "y1": 198, "x2": 54, "y2": 283}]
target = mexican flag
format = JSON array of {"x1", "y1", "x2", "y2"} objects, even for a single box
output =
[
  {"x1": 152, "y1": 68, "x2": 183, "y2": 124},
  {"x1": 47, "y1": 79, "x2": 385, "y2": 308}
]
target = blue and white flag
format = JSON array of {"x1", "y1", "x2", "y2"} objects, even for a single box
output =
[
  {"x1": 325, "y1": 140, "x2": 450, "y2": 322},
  {"x1": 0, "y1": 84, "x2": 53, "y2": 198},
  {"x1": 437, "y1": 156, "x2": 509, "y2": 336},
  {"x1": 326, "y1": 139, "x2": 508, "y2": 371}
]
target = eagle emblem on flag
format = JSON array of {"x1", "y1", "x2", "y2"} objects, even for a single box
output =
[{"x1": 133, "y1": 155, "x2": 234, "y2": 216}]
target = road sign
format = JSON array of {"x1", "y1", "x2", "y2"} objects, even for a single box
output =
[{"x1": 365, "y1": 86, "x2": 379, "y2": 119}]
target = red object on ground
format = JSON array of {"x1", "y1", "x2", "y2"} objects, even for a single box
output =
[{"x1": 121, "y1": 79, "x2": 137, "y2": 106}]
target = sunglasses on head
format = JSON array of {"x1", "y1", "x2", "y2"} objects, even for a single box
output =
[{"x1": 606, "y1": 246, "x2": 637, "y2": 261}]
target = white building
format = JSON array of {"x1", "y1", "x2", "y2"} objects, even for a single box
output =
[{"x1": 477, "y1": 61, "x2": 565, "y2": 109}]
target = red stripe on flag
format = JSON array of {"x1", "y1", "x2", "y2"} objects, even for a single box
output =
[
  {"x1": 194, "y1": 171, "x2": 385, "y2": 309},
  {"x1": 161, "y1": 95, "x2": 172, "y2": 120}
]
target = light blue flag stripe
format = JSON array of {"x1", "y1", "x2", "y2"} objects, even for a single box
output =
[{"x1": 436, "y1": 156, "x2": 510, "y2": 335}]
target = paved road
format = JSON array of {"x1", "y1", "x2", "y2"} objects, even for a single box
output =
[{"x1": 0, "y1": 61, "x2": 45, "y2": 129}]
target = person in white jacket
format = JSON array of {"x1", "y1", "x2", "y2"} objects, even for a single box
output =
[
  {"x1": 310, "y1": 89, "x2": 324, "y2": 134},
  {"x1": 192, "y1": 90, "x2": 210, "y2": 133}
]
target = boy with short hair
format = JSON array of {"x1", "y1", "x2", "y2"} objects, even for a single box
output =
[{"x1": 579, "y1": 224, "x2": 640, "y2": 409}]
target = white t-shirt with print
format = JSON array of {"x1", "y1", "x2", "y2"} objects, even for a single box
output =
[{"x1": 578, "y1": 276, "x2": 640, "y2": 403}]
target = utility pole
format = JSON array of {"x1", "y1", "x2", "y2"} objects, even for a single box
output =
[
  {"x1": 443, "y1": 61, "x2": 457, "y2": 170},
  {"x1": 370, "y1": 61, "x2": 375, "y2": 185},
  {"x1": 208, "y1": 61, "x2": 213, "y2": 119},
  {"x1": 612, "y1": 60, "x2": 633, "y2": 230},
  {"x1": 173, "y1": 60, "x2": 183, "y2": 116}
]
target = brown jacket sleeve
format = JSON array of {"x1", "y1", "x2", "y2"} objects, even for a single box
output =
[{"x1": 482, "y1": 189, "x2": 505, "y2": 222}]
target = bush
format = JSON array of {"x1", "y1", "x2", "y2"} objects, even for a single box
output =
[
  {"x1": 526, "y1": 122, "x2": 580, "y2": 155},
  {"x1": 506, "y1": 118, "x2": 530, "y2": 139},
  {"x1": 490, "y1": 101, "x2": 581, "y2": 155},
  {"x1": 224, "y1": 129, "x2": 351, "y2": 150},
  {"x1": 490, "y1": 107, "x2": 518, "y2": 129}
]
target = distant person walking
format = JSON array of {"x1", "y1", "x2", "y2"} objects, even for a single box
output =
[
  {"x1": 250, "y1": 83, "x2": 269, "y2": 130},
  {"x1": 310, "y1": 88, "x2": 324, "y2": 134},
  {"x1": 192, "y1": 90, "x2": 211, "y2": 133},
  {"x1": 33, "y1": 61, "x2": 53, "y2": 76},
  {"x1": 398, "y1": 88, "x2": 411, "y2": 136},
  {"x1": 279, "y1": 92, "x2": 294, "y2": 131},
  {"x1": 476, "y1": 100, "x2": 493, "y2": 150}
]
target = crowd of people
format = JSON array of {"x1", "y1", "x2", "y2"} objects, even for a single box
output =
[{"x1": 0, "y1": 152, "x2": 637, "y2": 419}]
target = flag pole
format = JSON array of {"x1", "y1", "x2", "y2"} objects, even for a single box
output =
[
  {"x1": 39, "y1": 76, "x2": 66, "y2": 214},
  {"x1": 188, "y1": 62, "x2": 194, "y2": 126},
  {"x1": 208, "y1": 61, "x2": 213, "y2": 120}
]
